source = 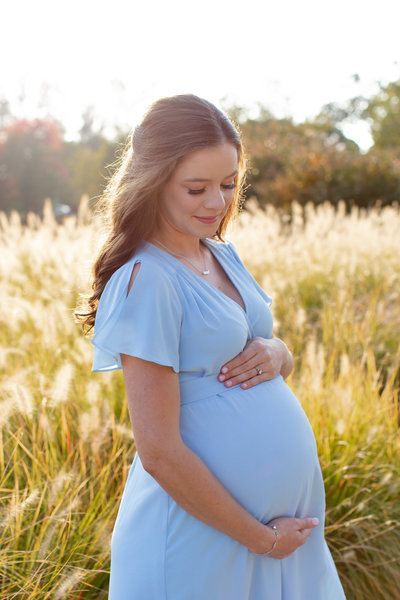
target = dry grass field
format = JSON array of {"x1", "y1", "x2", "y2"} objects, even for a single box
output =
[{"x1": 0, "y1": 196, "x2": 399, "y2": 599}]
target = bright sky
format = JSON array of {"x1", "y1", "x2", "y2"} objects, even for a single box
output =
[{"x1": 2, "y1": 0, "x2": 399, "y2": 152}]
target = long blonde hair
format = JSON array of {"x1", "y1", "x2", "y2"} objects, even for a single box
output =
[{"x1": 74, "y1": 93, "x2": 250, "y2": 334}]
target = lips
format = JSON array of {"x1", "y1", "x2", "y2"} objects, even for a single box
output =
[{"x1": 194, "y1": 216, "x2": 219, "y2": 223}]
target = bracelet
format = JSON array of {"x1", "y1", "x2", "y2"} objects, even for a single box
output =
[{"x1": 262, "y1": 524, "x2": 279, "y2": 555}]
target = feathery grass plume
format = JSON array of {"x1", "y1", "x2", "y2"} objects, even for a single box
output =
[
  {"x1": 53, "y1": 567, "x2": 85, "y2": 599},
  {"x1": 48, "y1": 363, "x2": 74, "y2": 406},
  {"x1": 0, "y1": 380, "x2": 34, "y2": 427},
  {"x1": 38, "y1": 496, "x2": 81, "y2": 560},
  {"x1": 1, "y1": 488, "x2": 40, "y2": 528},
  {"x1": 48, "y1": 469, "x2": 77, "y2": 506},
  {"x1": 79, "y1": 404, "x2": 100, "y2": 443},
  {"x1": 0, "y1": 195, "x2": 399, "y2": 598},
  {"x1": 86, "y1": 379, "x2": 102, "y2": 406}
]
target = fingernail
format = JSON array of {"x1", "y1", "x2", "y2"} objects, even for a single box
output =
[
  {"x1": 311, "y1": 518, "x2": 319, "y2": 525},
  {"x1": 226, "y1": 380, "x2": 232, "y2": 386},
  {"x1": 218, "y1": 375, "x2": 225, "y2": 381},
  {"x1": 221, "y1": 367, "x2": 228, "y2": 373}
]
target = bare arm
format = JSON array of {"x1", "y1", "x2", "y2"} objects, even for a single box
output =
[
  {"x1": 120, "y1": 262, "x2": 274, "y2": 554},
  {"x1": 121, "y1": 353, "x2": 274, "y2": 554}
]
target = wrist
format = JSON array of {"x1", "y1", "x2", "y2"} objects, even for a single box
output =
[
  {"x1": 248, "y1": 521, "x2": 277, "y2": 554},
  {"x1": 270, "y1": 337, "x2": 291, "y2": 370},
  {"x1": 261, "y1": 524, "x2": 279, "y2": 554}
]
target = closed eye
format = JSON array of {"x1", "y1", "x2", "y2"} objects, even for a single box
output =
[{"x1": 188, "y1": 183, "x2": 235, "y2": 195}]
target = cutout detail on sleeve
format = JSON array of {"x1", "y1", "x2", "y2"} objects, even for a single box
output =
[{"x1": 91, "y1": 257, "x2": 182, "y2": 373}]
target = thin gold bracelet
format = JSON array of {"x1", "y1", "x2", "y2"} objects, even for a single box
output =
[{"x1": 262, "y1": 524, "x2": 279, "y2": 555}]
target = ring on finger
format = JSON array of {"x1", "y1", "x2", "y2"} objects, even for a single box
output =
[{"x1": 255, "y1": 366, "x2": 263, "y2": 376}]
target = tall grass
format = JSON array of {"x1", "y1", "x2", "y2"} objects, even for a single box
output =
[{"x1": 0, "y1": 195, "x2": 399, "y2": 599}]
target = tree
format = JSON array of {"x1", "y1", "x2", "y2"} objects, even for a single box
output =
[
  {"x1": 364, "y1": 80, "x2": 400, "y2": 150},
  {"x1": 0, "y1": 118, "x2": 67, "y2": 216}
]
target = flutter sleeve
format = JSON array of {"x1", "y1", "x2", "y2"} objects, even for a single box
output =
[
  {"x1": 91, "y1": 257, "x2": 182, "y2": 373},
  {"x1": 226, "y1": 240, "x2": 273, "y2": 307}
]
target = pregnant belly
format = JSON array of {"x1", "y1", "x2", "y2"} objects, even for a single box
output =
[{"x1": 179, "y1": 374, "x2": 321, "y2": 522}]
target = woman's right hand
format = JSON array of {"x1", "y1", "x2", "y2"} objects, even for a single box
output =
[{"x1": 254, "y1": 516, "x2": 320, "y2": 559}]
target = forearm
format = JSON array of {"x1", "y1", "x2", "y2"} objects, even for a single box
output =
[{"x1": 145, "y1": 441, "x2": 273, "y2": 553}]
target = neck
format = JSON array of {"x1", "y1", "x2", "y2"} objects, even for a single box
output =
[{"x1": 146, "y1": 234, "x2": 207, "y2": 259}]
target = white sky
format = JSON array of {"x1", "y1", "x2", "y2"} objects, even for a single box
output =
[{"x1": 2, "y1": 0, "x2": 399, "y2": 152}]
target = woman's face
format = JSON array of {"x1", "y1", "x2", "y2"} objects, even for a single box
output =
[{"x1": 157, "y1": 142, "x2": 238, "y2": 239}]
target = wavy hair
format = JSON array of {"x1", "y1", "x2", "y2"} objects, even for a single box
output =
[{"x1": 74, "y1": 93, "x2": 250, "y2": 334}]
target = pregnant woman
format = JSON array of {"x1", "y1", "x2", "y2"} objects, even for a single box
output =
[{"x1": 85, "y1": 94, "x2": 347, "y2": 598}]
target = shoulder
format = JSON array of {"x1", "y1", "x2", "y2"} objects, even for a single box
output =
[
  {"x1": 93, "y1": 249, "x2": 183, "y2": 339},
  {"x1": 97, "y1": 248, "x2": 182, "y2": 320},
  {"x1": 108, "y1": 247, "x2": 180, "y2": 294},
  {"x1": 126, "y1": 253, "x2": 181, "y2": 302},
  {"x1": 206, "y1": 237, "x2": 240, "y2": 261},
  {"x1": 205, "y1": 237, "x2": 234, "y2": 252},
  {"x1": 91, "y1": 248, "x2": 183, "y2": 373}
]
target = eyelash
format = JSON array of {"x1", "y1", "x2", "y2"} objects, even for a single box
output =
[{"x1": 188, "y1": 183, "x2": 236, "y2": 195}]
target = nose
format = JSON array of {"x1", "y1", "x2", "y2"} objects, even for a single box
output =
[{"x1": 203, "y1": 189, "x2": 227, "y2": 212}]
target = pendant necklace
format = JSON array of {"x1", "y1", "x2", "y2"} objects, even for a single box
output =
[{"x1": 151, "y1": 239, "x2": 210, "y2": 276}]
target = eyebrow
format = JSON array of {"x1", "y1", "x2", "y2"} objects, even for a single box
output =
[{"x1": 183, "y1": 169, "x2": 238, "y2": 183}]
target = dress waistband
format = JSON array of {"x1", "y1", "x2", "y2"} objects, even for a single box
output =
[
  {"x1": 179, "y1": 372, "x2": 284, "y2": 406},
  {"x1": 179, "y1": 372, "x2": 242, "y2": 406}
]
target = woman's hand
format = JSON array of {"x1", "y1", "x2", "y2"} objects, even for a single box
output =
[
  {"x1": 218, "y1": 336, "x2": 293, "y2": 389},
  {"x1": 251, "y1": 515, "x2": 320, "y2": 558}
]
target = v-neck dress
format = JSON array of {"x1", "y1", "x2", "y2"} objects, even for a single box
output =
[{"x1": 91, "y1": 237, "x2": 346, "y2": 600}]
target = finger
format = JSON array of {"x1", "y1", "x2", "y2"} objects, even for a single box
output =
[
  {"x1": 220, "y1": 349, "x2": 250, "y2": 372},
  {"x1": 221, "y1": 357, "x2": 270, "y2": 382},
  {"x1": 236, "y1": 355, "x2": 279, "y2": 382},
  {"x1": 219, "y1": 357, "x2": 248, "y2": 379},
  {"x1": 297, "y1": 517, "x2": 320, "y2": 529},
  {"x1": 219, "y1": 346, "x2": 259, "y2": 376},
  {"x1": 238, "y1": 369, "x2": 278, "y2": 389},
  {"x1": 223, "y1": 368, "x2": 274, "y2": 389},
  {"x1": 221, "y1": 370, "x2": 254, "y2": 387},
  {"x1": 228, "y1": 353, "x2": 265, "y2": 377},
  {"x1": 220, "y1": 352, "x2": 279, "y2": 388}
]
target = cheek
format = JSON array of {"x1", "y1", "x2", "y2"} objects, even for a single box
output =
[{"x1": 170, "y1": 191, "x2": 201, "y2": 218}]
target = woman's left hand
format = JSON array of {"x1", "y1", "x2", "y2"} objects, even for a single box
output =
[{"x1": 218, "y1": 336, "x2": 292, "y2": 389}]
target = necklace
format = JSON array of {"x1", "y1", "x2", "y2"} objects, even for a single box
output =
[{"x1": 150, "y1": 238, "x2": 210, "y2": 276}]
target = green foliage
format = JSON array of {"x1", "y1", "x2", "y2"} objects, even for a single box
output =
[
  {"x1": 2, "y1": 79, "x2": 400, "y2": 220},
  {"x1": 364, "y1": 81, "x2": 400, "y2": 149},
  {"x1": 240, "y1": 115, "x2": 400, "y2": 211}
]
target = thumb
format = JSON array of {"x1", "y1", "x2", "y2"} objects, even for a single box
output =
[{"x1": 298, "y1": 517, "x2": 319, "y2": 530}]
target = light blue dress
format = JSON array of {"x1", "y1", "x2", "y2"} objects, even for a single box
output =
[{"x1": 91, "y1": 237, "x2": 347, "y2": 600}]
